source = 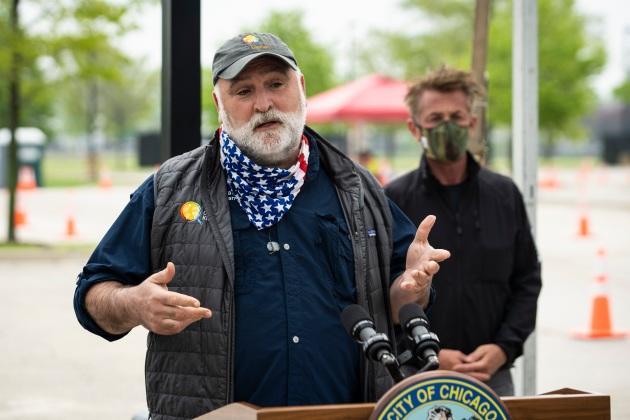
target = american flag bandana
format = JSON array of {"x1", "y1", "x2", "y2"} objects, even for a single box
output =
[{"x1": 220, "y1": 129, "x2": 309, "y2": 230}]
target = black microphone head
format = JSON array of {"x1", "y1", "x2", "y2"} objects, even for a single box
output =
[
  {"x1": 341, "y1": 304, "x2": 372, "y2": 338},
  {"x1": 399, "y1": 303, "x2": 428, "y2": 333}
]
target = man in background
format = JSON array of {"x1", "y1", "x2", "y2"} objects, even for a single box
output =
[{"x1": 386, "y1": 66, "x2": 541, "y2": 395}]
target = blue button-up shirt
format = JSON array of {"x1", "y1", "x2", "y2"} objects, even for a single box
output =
[{"x1": 74, "y1": 138, "x2": 417, "y2": 407}]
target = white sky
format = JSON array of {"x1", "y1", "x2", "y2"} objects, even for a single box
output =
[{"x1": 124, "y1": 0, "x2": 630, "y2": 99}]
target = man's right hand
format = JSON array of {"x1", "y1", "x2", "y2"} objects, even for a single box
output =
[
  {"x1": 438, "y1": 348, "x2": 467, "y2": 370},
  {"x1": 131, "y1": 262, "x2": 212, "y2": 335},
  {"x1": 439, "y1": 345, "x2": 506, "y2": 383},
  {"x1": 85, "y1": 262, "x2": 212, "y2": 336}
]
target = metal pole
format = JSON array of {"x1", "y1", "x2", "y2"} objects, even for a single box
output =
[
  {"x1": 512, "y1": 0, "x2": 538, "y2": 396},
  {"x1": 161, "y1": 0, "x2": 201, "y2": 161}
]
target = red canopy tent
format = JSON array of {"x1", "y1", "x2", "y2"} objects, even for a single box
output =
[{"x1": 306, "y1": 74, "x2": 410, "y2": 123}]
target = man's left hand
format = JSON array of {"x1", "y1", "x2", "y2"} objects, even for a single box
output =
[
  {"x1": 390, "y1": 215, "x2": 450, "y2": 322},
  {"x1": 452, "y1": 344, "x2": 508, "y2": 382}
]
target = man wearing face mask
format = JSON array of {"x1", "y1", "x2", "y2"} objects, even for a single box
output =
[{"x1": 386, "y1": 67, "x2": 541, "y2": 396}]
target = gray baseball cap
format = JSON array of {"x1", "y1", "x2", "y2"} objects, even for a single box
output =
[{"x1": 212, "y1": 33, "x2": 298, "y2": 85}]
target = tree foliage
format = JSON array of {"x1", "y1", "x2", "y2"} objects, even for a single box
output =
[
  {"x1": 100, "y1": 62, "x2": 160, "y2": 141},
  {"x1": 366, "y1": 0, "x2": 606, "y2": 143},
  {"x1": 361, "y1": 0, "x2": 473, "y2": 79},
  {"x1": 1, "y1": 0, "x2": 155, "y2": 241},
  {"x1": 0, "y1": 1, "x2": 55, "y2": 132},
  {"x1": 490, "y1": 0, "x2": 605, "y2": 138},
  {"x1": 613, "y1": 78, "x2": 630, "y2": 104},
  {"x1": 1, "y1": 0, "x2": 154, "y2": 139},
  {"x1": 254, "y1": 9, "x2": 337, "y2": 97}
]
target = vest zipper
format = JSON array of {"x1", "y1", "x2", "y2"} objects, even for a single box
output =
[{"x1": 226, "y1": 297, "x2": 235, "y2": 404}]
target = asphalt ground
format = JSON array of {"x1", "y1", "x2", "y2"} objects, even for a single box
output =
[{"x1": 0, "y1": 165, "x2": 629, "y2": 419}]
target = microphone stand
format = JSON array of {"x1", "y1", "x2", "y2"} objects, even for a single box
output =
[{"x1": 380, "y1": 352, "x2": 405, "y2": 383}]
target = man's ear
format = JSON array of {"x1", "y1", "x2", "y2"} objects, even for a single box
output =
[
  {"x1": 469, "y1": 113, "x2": 478, "y2": 130},
  {"x1": 212, "y1": 91, "x2": 220, "y2": 110},
  {"x1": 407, "y1": 118, "x2": 422, "y2": 142}
]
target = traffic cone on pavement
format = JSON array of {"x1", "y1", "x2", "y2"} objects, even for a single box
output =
[
  {"x1": 98, "y1": 167, "x2": 112, "y2": 189},
  {"x1": 576, "y1": 181, "x2": 592, "y2": 238},
  {"x1": 577, "y1": 212, "x2": 591, "y2": 238},
  {"x1": 572, "y1": 248, "x2": 627, "y2": 340},
  {"x1": 65, "y1": 214, "x2": 77, "y2": 238},
  {"x1": 539, "y1": 167, "x2": 560, "y2": 189},
  {"x1": 17, "y1": 166, "x2": 37, "y2": 190},
  {"x1": 64, "y1": 189, "x2": 78, "y2": 238},
  {"x1": 14, "y1": 194, "x2": 27, "y2": 227}
]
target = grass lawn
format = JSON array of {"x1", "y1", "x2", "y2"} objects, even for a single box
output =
[
  {"x1": 41, "y1": 152, "x2": 149, "y2": 187},
  {"x1": 39, "y1": 150, "x2": 602, "y2": 188},
  {"x1": 0, "y1": 241, "x2": 95, "y2": 258},
  {"x1": 384, "y1": 154, "x2": 602, "y2": 177}
]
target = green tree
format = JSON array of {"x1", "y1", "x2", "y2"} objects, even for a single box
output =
[
  {"x1": 0, "y1": 0, "x2": 54, "y2": 242},
  {"x1": 368, "y1": 0, "x2": 605, "y2": 157},
  {"x1": 613, "y1": 78, "x2": 630, "y2": 104},
  {"x1": 100, "y1": 61, "x2": 160, "y2": 168},
  {"x1": 254, "y1": 9, "x2": 337, "y2": 97},
  {"x1": 1, "y1": 0, "x2": 23, "y2": 243},
  {"x1": 1, "y1": 0, "x2": 152, "y2": 242},
  {"x1": 0, "y1": 2, "x2": 55, "y2": 132},
  {"x1": 488, "y1": 0, "x2": 605, "y2": 157},
  {"x1": 52, "y1": 0, "x2": 146, "y2": 181},
  {"x1": 360, "y1": 0, "x2": 473, "y2": 79}
]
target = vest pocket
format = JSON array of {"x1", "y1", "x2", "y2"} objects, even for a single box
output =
[
  {"x1": 232, "y1": 229, "x2": 260, "y2": 295},
  {"x1": 316, "y1": 213, "x2": 355, "y2": 305}
]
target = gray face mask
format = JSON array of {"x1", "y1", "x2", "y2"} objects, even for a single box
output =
[{"x1": 420, "y1": 121, "x2": 469, "y2": 162}]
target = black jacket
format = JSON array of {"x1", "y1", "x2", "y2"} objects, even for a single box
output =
[{"x1": 385, "y1": 153, "x2": 541, "y2": 365}]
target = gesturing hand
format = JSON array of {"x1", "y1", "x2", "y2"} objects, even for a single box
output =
[
  {"x1": 391, "y1": 215, "x2": 450, "y2": 320},
  {"x1": 132, "y1": 262, "x2": 212, "y2": 335}
]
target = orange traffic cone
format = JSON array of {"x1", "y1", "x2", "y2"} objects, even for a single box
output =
[
  {"x1": 64, "y1": 189, "x2": 78, "y2": 238},
  {"x1": 14, "y1": 196, "x2": 27, "y2": 227},
  {"x1": 539, "y1": 167, "x2": 560, "y2": 189},
  {"x1": 577, "y1": 212, "x2": 591, "y2": 238},
  {"x1": 65, "y1": 214, "x2": 77, "y2": 238},
  {"x1": 98, "y1": 168, "x2": 113, "y2": 189},
  {"x1": 573, "y1": 248, "x2": 627, "y2": 340},
  {"x1": 17, "y1": 166, "x2": 37, "y2": 190}
]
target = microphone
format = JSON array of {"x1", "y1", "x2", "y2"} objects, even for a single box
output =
[
  {"x1": 399, "y1": 303, "x2": 440, "y2": 372},
  {"x1": 341, "y1": 304, "x2": 404, "y2": 383}
]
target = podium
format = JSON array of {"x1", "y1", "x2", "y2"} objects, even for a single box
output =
[{"x1": 196, "y1": 388, "x2": 610, "y2": 419}]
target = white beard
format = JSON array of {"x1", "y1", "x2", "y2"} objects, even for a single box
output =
[{"x1": 219, "y1": 93, "x2": 307, "y2": 167}]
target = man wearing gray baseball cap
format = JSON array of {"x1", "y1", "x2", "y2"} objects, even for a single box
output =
[
  {"x1": 73, "y1": 32, "x2": 449, "y2": 419},
  {"x1": 212, "y1": 32, "x2": 298, "y2": 84}
]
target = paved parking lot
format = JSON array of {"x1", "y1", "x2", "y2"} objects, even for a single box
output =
[{"x1": 1, "y1": 166, "x2": 629, "y2": 419}]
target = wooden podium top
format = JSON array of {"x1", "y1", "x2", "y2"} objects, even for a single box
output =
[
  {"x1": 196, "y1": 388, "x2": 610, "y2": 419},
  {"x1": 503, "y1": 388, "x2": 610, "y2": 419}
]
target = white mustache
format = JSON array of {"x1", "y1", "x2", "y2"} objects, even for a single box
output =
[{"x1": 251, "y1": 110, "x2": 287, "y2": 128}]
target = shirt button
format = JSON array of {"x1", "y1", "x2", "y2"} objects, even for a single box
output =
[
  {"x1": 283, "y1": 243, "x2": 290, "y2": 251},
  {"x1": 292, "y1": 335, "x2": 300, "y2": 344}
]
